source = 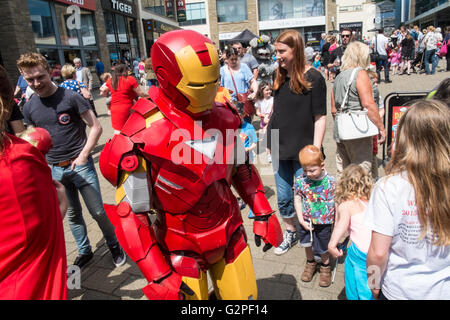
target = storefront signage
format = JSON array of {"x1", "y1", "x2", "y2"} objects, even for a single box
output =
[
  {"x1": 219, "y1": 32, "x2": 241, "y2": 41},
  {"x1": 165, "y1": 0, "x2": 175, "y2": 19},
  {"x1": 176, "y1": 0, "x2": 186, "y2": 22},
  {"x1": 66, "y1": 5, "x2": 81, "y2": 30},
  {"x1": 101, "y1": 0, "x2": 136, "y2": 18},
  {"x1": 153, "y1": 20, "x2": 178, "y2": 33},
  {"x1": 259, "y1": 16, "x2": 325, "y2": 30},
  {"x1": 339, "y1": 22, "x2": 363, "y2": 30},
  {"x1": 54, "y1": 0, "x2": 96, "y2": 11}
]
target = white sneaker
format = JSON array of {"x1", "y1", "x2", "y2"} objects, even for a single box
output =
[{"x1": 274, "y1": 230, "x2": 298, "y2": 255}]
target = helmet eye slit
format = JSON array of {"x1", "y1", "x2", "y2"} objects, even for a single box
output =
[{"x1": 188, "y1": 83, "x2": 204, "y2": 88}]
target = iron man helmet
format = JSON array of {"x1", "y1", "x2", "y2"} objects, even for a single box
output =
[{"x1": 151, "y1": 30, "x2": 220, "y2": 115}]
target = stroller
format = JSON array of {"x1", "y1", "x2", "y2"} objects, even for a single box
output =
[{"x1": 411, "y1": 50, "x2": 425, "y2": 73}]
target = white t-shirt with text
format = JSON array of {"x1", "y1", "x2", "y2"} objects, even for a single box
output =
[{"x1": 365, "y1": 172, "x2": 450, "y2": 300}]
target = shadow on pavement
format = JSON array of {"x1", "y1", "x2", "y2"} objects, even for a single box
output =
[{"x1": 257, "y1": 274, "x2": 301, "y2": 300}]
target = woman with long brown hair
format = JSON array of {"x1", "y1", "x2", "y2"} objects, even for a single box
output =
[
  {"x1": 0, "y1": 67, "x2": 14, "y2": 145},
  {"x1": 266, "y1": 29, "x2": 327, "y2": 256},
  {"x1": 366, "y1": 99, "x2": 450, "y2": 300},
  {"x1": 100, "y1": 62, "x2": 149, "y2": 133}
]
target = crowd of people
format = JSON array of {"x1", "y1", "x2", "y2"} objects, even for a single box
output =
[
  {"x1": 0, "y1": 25, "x2": 449, "y2": 300},
  {"x1": 312, "y1": 24, "x2": 450, "y2": 85},
  {"x1": 368, "y1": 25, "x2": 449, "y2": 80}
]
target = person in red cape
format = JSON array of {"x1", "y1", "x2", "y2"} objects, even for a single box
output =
[{"x1": 0, "y1": 65, "x2": 67, "y2": 300}]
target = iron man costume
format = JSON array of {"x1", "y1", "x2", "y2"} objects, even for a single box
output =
[{"x1": 99, "y1": 30, "x2": 282, "y2": 300}]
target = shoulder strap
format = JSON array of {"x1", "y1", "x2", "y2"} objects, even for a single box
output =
[
  {"x1": 340, "y1": 68, "x2": 359, "y2": 112},
  {"x1": 228, "y1": 66, "x2": 239, "y2": 96},
  {"x1": 358, "y1": 199, "x2": 368, "y2": 207},
  {"x1": 375, "y1": 34, "x2": 378, "y2": 54}
]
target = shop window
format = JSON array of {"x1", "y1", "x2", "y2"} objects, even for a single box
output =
[
  {"x1": 55, "y1": 3, "x2": 78, "y2": 46},
  {"x1": 104, "y1": 12, "x2": 116, "y2": 43},
  {"x1": 37, "y1": 47, "x2": 61, "y2": 83},
  {"x1": 84, "y1": 50, "x2": 100, "y2": 76},
  {"x1": 179, "y1": 2, "x2": 206, "y2": 26},
  {"x1": 128, "y1": 18, "x2": 138, "y2": 45},
  {"x1": 304, "y1": 25, "x2": 325, "y2": 50},
  {"x1": 115, "y1": 14, "x2": 129, "y2": 43},
  {"x1": 217, "y1": 0, "x2": 247, "y2": 23},
  {"x1": 28, "y1": 0, "x2": 57, "y2": 45},
  {"x1": 142, "y1": 0, "x2": 169, "y2": 17},
  {"x1": 80, "y1": 10, "x2": 97, "y2": 46},
  {"x1": 258, "y1": 0, "x2": 325, "y2": 21}
]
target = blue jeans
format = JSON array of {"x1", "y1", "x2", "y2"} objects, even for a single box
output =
[
  {"x1": 272, "y1": 159, "x2": 303, "y2": 219},
  {"x1": 376, "y1": 55, "x2": 390, "y2": 81},
  {"x1": 424, "y1": 49, "x2": 438, "y2": 74},
  {"x1": 51, "y1": 156, "x2": 118, "y2": 255}
]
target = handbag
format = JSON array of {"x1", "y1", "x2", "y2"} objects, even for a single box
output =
[
  {"x1": 439, "y1": 40, "x2": 448, "y2": 57},
  {"x1": 228, "y1": 66, "x2": 255, "y2": 116},
  {"x1": 370, "y1": 34, "x2": 380, "y2": 62},
  {"x1": 336, "y1": 68, "x2": 379, "y2": 140}
]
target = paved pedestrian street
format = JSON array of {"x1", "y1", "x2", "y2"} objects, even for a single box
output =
[{"x1": 67, "y1": 63, "x2": 448, "y2": 301}]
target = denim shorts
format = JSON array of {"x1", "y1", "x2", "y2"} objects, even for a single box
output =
[{"x1": 296, "y1": 222, "x2": 332, "y2": 255}]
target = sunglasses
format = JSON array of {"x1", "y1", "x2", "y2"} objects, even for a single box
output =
[{"x1": 341, "y1": 34, "x2": 351, "y2": 38}]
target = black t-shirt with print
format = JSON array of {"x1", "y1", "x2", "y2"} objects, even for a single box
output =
[
  {"x1": 267, "y1": 68, "x2": 326, "y2": 160},
  {"x1": 22, "y1": 87, "x2": 91, "y2": 163}
]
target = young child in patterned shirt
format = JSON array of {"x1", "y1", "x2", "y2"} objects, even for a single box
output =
[{"x1": 294, "y1": 145, "x2": 336, "y2": 287}]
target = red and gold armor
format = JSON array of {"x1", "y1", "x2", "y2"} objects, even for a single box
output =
[
  {"x1": 20, "y1": 127, "x2": 53, "y2": 155},
  {"x1": 99, "y1": 30, "x2": 282, "y2": 300}
]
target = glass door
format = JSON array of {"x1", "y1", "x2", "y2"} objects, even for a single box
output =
[{"x1": 63, "y1": 49, "x2": 81, "y2": 65}]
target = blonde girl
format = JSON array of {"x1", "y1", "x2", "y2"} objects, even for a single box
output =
[
  {"x1": 365, "y1": 99, "x2": 450, "y2": 300},
  {"x1": 328, "y1": 164, "x2": 374, "y2": 300}
]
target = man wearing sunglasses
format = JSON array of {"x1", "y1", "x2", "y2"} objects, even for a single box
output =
[{"x1": 327, "y1": 28, "x2": 353, "y2": 76}]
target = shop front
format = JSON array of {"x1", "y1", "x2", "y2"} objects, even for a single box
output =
[
  {"x1": 101, "y1": 0, "x2": 141, "y2": 65},
  {"x1": 259, "y1": 17, "x2": 326, "y2": 45},
  {"x1": 27, "y1": 0, "x2": 100, "y2": 84},
  {"x1": 142, "y1": 19, "x2": 179, "y2": 57},
  {"x1": 339, "y1": 22, "x2": 363, "y2": 41},
  {"x1": 258, "y1": 0, "x2": 325, "y2": 44}
]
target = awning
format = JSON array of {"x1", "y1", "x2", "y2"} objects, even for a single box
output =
[{"x1": 230, "y1": 29, "x2": 258, "y2": 43}]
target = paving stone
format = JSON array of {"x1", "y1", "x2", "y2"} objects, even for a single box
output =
[
  {"x1": 76, "y1": 289, "x2": 121, "y2": 300},
  {"x1": 112, "y1": 276, "x2": 147, "y2": 300},
  {"x1": 82, "y1": 267, "x2": 130, "y2": 294},
  {"x1": 252, "y1": 258, "x2": 286, "y2": 281},
  {"x1": 256, "y1": 279, "x2": 296, "y2": 300}
]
